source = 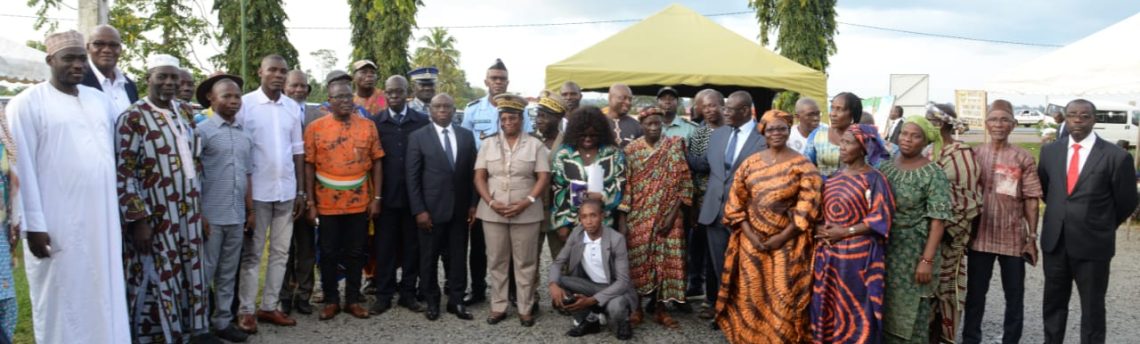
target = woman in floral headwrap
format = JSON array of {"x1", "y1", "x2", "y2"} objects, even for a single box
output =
[
  {"x1": 879, "y1": 116, "x2": 953, "y2": 344},
  {"x1": 717, "y1": 110, "x2": 822, "y2": 343},
  {"x1": 925, "y1": 103, "x2": 982, "y2": 343},
  {"x1": 810, "y1": 124, "x2": 896, "y2": 344}
]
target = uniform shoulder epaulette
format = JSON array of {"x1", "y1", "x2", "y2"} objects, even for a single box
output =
[
  {"x1": 482, "y1": 132, "x2": 500, "y2": 140},
  {"x1": 466, "y1": 98, "x2": 482, "y2": 108}
]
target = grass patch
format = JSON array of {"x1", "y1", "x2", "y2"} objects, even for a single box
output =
[{"x1": 13, "y1": 243, "x2": 32, "y2": 344}]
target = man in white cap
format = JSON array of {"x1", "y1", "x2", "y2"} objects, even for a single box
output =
[
  {"x1": 7, "y1": 29, "x2": 132, "y2": 344},
  {"x1": 116, "y1": 53, "x2": 218, "y2": 343}
]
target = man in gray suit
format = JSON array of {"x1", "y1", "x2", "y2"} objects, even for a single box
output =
[
  {"x1": 690, "y1": 91, "x2": 766, "y2": 325},
  {"x1": 549, "y1": 199, "x2": 636, "y2": 341},
  {"x1": 406, "y1": 93, "x2": 479, "y2": 321}
]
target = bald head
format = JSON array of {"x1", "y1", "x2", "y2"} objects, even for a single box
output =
[
  {"x1": 561, "y1": 81, "x2": 583, "y2": 111},
  {"x1": 385, "y1": 75, "x2": 410, "y2": 111},
  {"x1": 285, "y1": 70, "x2": 310, "y2": 104},
  {"x1": 385, "y1": 75, "x2": 409, "y2": 90},
  {"x1": 86, "y1": 25, "x2": 123, "y2": 75},
  {"x1": 429, "y1": 93, "x2": 456, "y2": 127},
  {"x1": 725, "y1": 91, "x2": 754, "y2": 128},
  {"x1": 794, "y1": 97, "x2": 821, "y2": 132}
]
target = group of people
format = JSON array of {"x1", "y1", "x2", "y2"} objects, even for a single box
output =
[{"x1": 0, "y1": 25, "x2": 1135, "y2": 344}]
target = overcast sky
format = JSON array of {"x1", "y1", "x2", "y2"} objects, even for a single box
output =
[{"x1": 5, "y1": 0, "x2": 1139, "y2": 105}]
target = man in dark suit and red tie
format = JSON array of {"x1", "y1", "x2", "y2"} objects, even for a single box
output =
[{"x1": 1037, "y1": 99, "x2": 1138, "y2": 344}]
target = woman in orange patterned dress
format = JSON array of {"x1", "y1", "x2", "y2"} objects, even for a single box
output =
[{"x1": 716, "y1": 110, "x2": 823, "y2": 343}]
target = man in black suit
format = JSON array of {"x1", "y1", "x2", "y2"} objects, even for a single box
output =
[
  {"x1": 1037, "y1": 99, "x2": 1137, "y2": 344},
  {"x1": 884, "y1": 105, "x2": 904, "y2": 144},
  {"x1": 80, "y1": 25, "x2": 138, "y2": 114},
  {"x1": 689, "y1": 91, "x2": 767, "y2": 325},
  {"x1": 370, "y1": 75, "x2": 430, "y2": 315},
  {"x1": 406, "y1": 93, "x2": 479, "y2": 321}
]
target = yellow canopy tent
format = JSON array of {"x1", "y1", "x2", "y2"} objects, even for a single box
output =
[{"x1": 545, "y1": 4, "x2": 827, "y2": 112}]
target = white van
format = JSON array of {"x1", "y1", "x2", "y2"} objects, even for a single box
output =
[{"x1": 1046, "y1": 99, "x2": 1140, "y2": 147}]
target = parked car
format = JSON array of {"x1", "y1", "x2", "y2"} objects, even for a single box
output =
[
  {"x1": 1047, "y1": 98, "x2": 1140, "y2": 148},
  {"x1": 1014, "y1": 110, "x2": 1045, "y2": 127}
]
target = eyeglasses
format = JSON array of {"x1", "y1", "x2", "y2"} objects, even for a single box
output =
[
  {"x1": 764, "y1": 126, "x2": 790, "y2": 134},
  {"x1": 720, "y1": 105, "x2": 748, "y2": 114},
  {"x1": 89, "y1": 40, "x2": 122, "y2": 50},
  {"x1": 1064, "y1": 113, "x2": 1094, "y2": 121}
]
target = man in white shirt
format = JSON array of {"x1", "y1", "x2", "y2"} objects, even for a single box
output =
[
  {"x1": 8, "y1": 30, "x2": 131, "y2": 344},
  {"x1": 790, "y1": 97, "x2": 821, "y2": 154},
  {"x1": 80, "y1": 25, "x2": 138, "y2": 114},
  {"x1": 548, "y1": 200, "x2": 636, "y2": 341},
  {"x1": 235, "y1": 54, "x2": 305, "y2": 333}
]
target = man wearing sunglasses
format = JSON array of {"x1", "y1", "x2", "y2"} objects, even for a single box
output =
[{"x1": 80, "y1": 25, "x2": 139, "y2": 114}]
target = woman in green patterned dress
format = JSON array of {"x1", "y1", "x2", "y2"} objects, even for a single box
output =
[{"x1": 879, "y1": 116, "x2": 953, "y2": 344}]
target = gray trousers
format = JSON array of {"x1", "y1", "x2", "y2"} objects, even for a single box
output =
[
  {"x1": 558, "y1": 275, "x2": 630, "y2": 325},
  {"x1": 239, "y1": 200, "x2": 295, "y2": 313},
  {"x1": 204, "y1": 223, "x2": 244, "y2": 329}
]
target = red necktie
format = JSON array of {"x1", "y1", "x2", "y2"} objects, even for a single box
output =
[{"x1": 1067, "y1": 143, "x2": 1081, "y2": 195}]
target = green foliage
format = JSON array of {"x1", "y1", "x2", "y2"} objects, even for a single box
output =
[
  {"x1": 106, "y1": 0, "x2": 211, "y2": 94},
  {"x1": 212, "y1": 0, "x2": 300, "y2": 92},
  {"x1": 749, "y1": 0, "x2": 838, "y2": 113},
  {"x1": 411, "y1": 28, "x2": 480, "y2": 105},
  {"x1": 25, "y1": 40, "x2": 45, "y2": 52},
  {"x1": 350, "y1": 0, "x2": 423, "y2": 79},
  {"x1": 26, "y1": 0, "x2": 62, "y2": 32}
]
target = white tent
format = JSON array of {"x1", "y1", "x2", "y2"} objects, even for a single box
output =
[
  {"x1": 986, "y1": 12, "x2": 1140, "y2": 96},
  {"x1": 0, "y1": 37, "x2": 50, "y2": 84}
]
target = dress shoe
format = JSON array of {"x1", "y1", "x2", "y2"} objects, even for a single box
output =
[
  {"x1": 236, "y1": 314, "x2": 257, "y2": 334},
  {"x1": 319, "y1": 304, "x2": 340, "y2": 320},
  {"x1": 697, "y1": 307, "x2": 715, "y2": 320},
  {"x1": 565, "y1": 320, "x2": 601, "y2": 337},
  {"x1": 190, "y1": 333, "x2": 223, "y2": 344},
  {"x1": 519, "y1": 314, "x2": 535, "y2": 327},
  {"x1": 447, "y1": 304, "x2": 474, "y2": 320},
  {"x1": 256, "y1": 310, "x2": 297, "y2": 326},
  {"x1": 486, "y1": 312, "x2": 507, "y2": 325},
  {"x1": 674, "y1": 301, "x2": 693, "y2": 313},
  {"x1": 616, "y1": 321, "x2": 633, "y2": 340},
  {"x1": 294, "y1": 300, "x2": 314, "y2": 315},
  {"x1": 369, "y1": 300, "x2": 392, "y2": 315},
  {"x1": 425, "y1": 304, "x2": 441, "y2": 321},
  {"x1": 362, "y1": 280, "x2": 377, "y2": 295},
  {"x1": 214, "y1": 325, "x2": 250, "y2": 343},
  {"x1": 346, "y1": 303, "x2": 370, "y2": 319},
  {"x1": 709, "y1": 320, "x2": 720, "y2": 331},
  {"x1": 397, "y1": 297, "x2": 426, "y2": 312},
  {"x1": 462, "y1": 293, "x2": 486, "y2": 306}
]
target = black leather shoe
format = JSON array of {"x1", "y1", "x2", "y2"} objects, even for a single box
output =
[
  {"x1": 214, "y1": 325, "x2": 250, "y2": 343},
  {"x1": 397, "y1": 297, "x2": 426, "y2": 313},
  {"x1": 709, "y1": 320, "x2": 720, "y2": 331},
  {"x1": 190, "y1": 333, "x2": 223, "y2": 344},
  {"x1": 280, "y1": 299, "x2": 293, "y2": 315},
  {"x1": 369, "y1": 300, "x2": 392, "y2": 315},
  {"x1": 294, "y1": 300, "x2": 313, "y2": 315},
  {"x1": 447, "y1": 304, "x2": 474, "y2": 320},
  {"x1": 674, "y1": 301, "x2": 693, "y2": 313},
  {"x1": 463, "y1": 294, "x2": 486, "y2": 306},
  {"x1": 616, "y1": 321, "x2": 633, "y2": 340},
  {"x1": 565, "y1": 320, "x2": 601, "y2": 337},
  {"x1": 486, "y1": 312, "x2": 507, "y2": 325},
  {"x1": 425, "y1": 304, "x2": 441, "y2": 321}
]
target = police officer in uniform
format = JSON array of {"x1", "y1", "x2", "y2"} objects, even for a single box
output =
[{"x1": 408, "y1": 67, "x2": 438, "y2": 115}]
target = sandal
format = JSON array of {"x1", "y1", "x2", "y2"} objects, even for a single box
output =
[{"x1": 654, "y1": 306, "x2": 681, "y2": 329}]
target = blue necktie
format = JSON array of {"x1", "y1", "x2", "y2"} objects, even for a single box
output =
[
  {"x1": 443, "y1": 128, "x2": 455, "y2": 168},
  {"x1": 724, "y1": 127, "x2": 740, "y2": 171},
  {"x1": 394, "y1": 110, "x2": 404, "y2": 124}
]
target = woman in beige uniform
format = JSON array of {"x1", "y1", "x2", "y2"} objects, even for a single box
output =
[{"x1": 475, "y1": 94, "x2": 551, "y2": 327}]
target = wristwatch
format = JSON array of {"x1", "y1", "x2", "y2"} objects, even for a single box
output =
[
  {"x1": 373, "y1": 195, "x2": 382, "y2": 201},
  {"x1": 526, "y1": 195, "x2": 537, "y2": 204}
]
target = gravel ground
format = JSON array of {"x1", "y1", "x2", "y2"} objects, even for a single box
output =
[{"x1": 248, "y1": 229, "x2": 1140, "y2": 343}]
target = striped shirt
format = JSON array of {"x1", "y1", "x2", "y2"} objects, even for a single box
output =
[
  {"x1": 933, "y1": 141, "x2": 982, "y2": 230},
  {"x1": 197, "y1": 114, "x2": 253, "y2": 225},
  {"x1": 972, "y1": 144, "x2": 1042, "y2": 256}
]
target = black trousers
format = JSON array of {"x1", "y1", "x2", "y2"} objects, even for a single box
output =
[
  {"x1": 318, "y1": 213, "x2": 370, "y2": 305},
  {"x1": 962, "y1": 250, "x2": 1025, "y2": 344},
  {"x1": 469, "y1": 219, "x2": 487, "y2": 296},
  {"x1": 280, "y1": 219, "x2": 317, "y2": 305},
  {"x1": 373, "y1": 206, "x2": 420, "y2": 302},
  {"x1": 686, "y1": 223, "x2": 708, "y2": 295},
  {"x1": 705, "y1": 222, "x2": 730, "y2": 306},
  {"x1": 419, "y1": 210, "x2": 470, "y2": 307},
  {"x1": 1042, "y1": 238, "x2": 1111, "y2": 344}
]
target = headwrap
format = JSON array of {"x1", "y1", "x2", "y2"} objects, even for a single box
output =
[
  {"x1": 44, "y1": 30, "x2": 84, "y2": 55},
  {"x1": 637, "y1": 106, "x2": 665, "y2": 122},
  {"x1": 757, "y1": 109, "x2": 793, "y2": 134},
  {"x1": 537, "y1": 94, "x2": 566, "y2": 115},
  {"x1": 146, "y1": 54, "x2": 181, "y2": 71},
  {"x1": 902, "y1": 115, "x2": 943, "y2": 158},
  {"x1": 846, "y1": 124, "x2": 891, "y2": 167},
  {"x1": 926, "y1": 102, "x2": 969, "y2": 133}
]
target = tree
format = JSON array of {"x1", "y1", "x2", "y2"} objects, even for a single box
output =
[
  {"x1": 108, "y1": 0, "x2": 211, "y2": 81},
  {"x1": 212, "y1": 0, "x2": 300, "y2": 92},
  {"x1": 310, "y1": 49, "x2": 340, "y2": 80},
  {"x1": 411, "y1": 28, "x2": 479, "y2": 105},
  {"x1": 750, "y1": 0, "x2": 838, "y2": 112},
  {"x1": 349, "y1": 0, "x2": 423, "y2": 78},
  {"x1": 27, "y1": 0, "x2": 63, "y2": 32}
]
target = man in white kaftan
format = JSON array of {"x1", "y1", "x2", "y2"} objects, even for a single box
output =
[{"x1": 5, "y1": 30, "x2": 130, "y2": 344}]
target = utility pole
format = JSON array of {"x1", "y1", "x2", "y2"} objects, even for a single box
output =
[{"x1": 77, "y1": 0, "x2": 109, "y2": 34}]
